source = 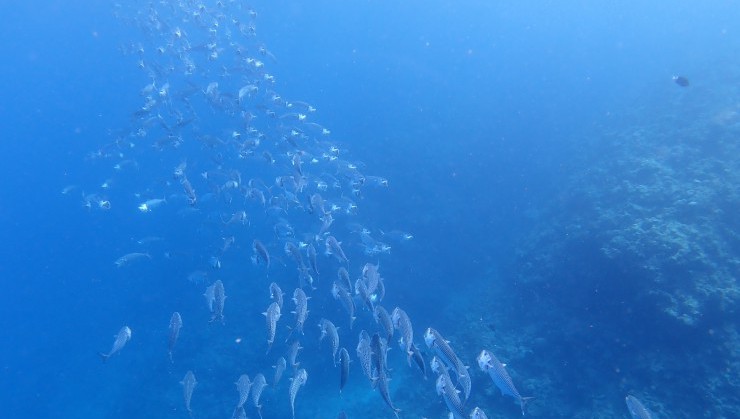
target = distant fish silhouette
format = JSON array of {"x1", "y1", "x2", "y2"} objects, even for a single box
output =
[{"x1": 673, "y1": 75, "x2": 690, "y2": 87}]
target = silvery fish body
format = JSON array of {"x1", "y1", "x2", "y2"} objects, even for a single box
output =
[
  {"x1": 181, "y1": 370, "x2": 197, "y2": 415},
  {"x1": 210, "y1": 279, "x2": 226, "y2": 323},
  {"x1": 99, "y1": 325, "x2": 132, "y2": 362},
  {"x1": 332, "y1": 281, "x2": 355, "y2": 329},
  {"x1": 319, "y1": 318, "x2": 340, "y2": 363},
  {"x1": 373, "y1": 305, "x2": 394, "y2": 343},
  {"x1": 263, "y1": 302, "x2": 281, "y2": 352},
  {"x1": 425, "y1": 328, "x2": 468, "y2": 397},
  {"x1": 253, "y1": 239, "x2": 271, "y2": 270},
  {"x1": 356, "y1": 330, "x2": 373, "y2": 381},
  {"x1": 273, "y1": 356, "x2": 287, "y2": 387},
  {"x1": 269, "y1": 282, "x2": 284, "y2": 310},
  {"x1": 325, "y1": 235, "x2": 348, "y2": 264},
  {"x1": 477, "y1": 349, "x2": 529, "y2": 415},
  {"x1": 436, "y1": 373, "x2": 465, "y2": 419},
  {"x1": 290, "y1": 288, "x2": 309, "y2": 337},
  {"x1": 289, "y1": 369, "x2": 308, "y2": 419},
  {"x1": 235, "y1": 374, "x2": 251, "y2": 408},
  {"x1": 338, "y1": 347, "x2": 350, "y2": 393},
  {"x1": 168, "y1": 312, "x2": 182, "y2": 362},
  {"x1": 391, "y1": 308, "x2": 413, "y2": 364},
  {"x1": 470, "y1": 407, "x2": 489, "y2": 419},
  {"x1": 251, "y1": 373, "x2": 268, "y2": 415},
  {"x1": 625, "y1": 395, "x2": 654, "y2": 419}
]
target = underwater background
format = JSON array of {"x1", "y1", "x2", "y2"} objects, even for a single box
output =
[{"x1": 0, "y1": 1, "x2": 738, "y2": 418}]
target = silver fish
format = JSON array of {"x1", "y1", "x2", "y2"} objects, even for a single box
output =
[
  {"x1": 356, "y1": 330, "x2": 373, "y2": 382},
  {"x1": 470, "y1": 407, "x2": 489, "y2": 419},
  {"x1": 319, "y1": 318, "x2": 340, "y2": 363},
  {"x1": 168, "y1": 312, "x2": 182, "y2": 363},
  {"x1": 287, "y1": 288, "x2": 309, "y2": 340},
  {"x1": 373, "y1": 361, "x2": 400, "y2": 419},
  {"x1": 114, "y1": 252, "x2": 151, "y2": 267},
  {"x1": 181, "y1": 370, "x2": 197, "y2": 415},
  {"x1": 354, "y1": 278, "x2": 374, "y2": 312},
  {"x1": 235, "y1": 374, "x2": 252, "y2": 408},
  {"x1": 391, "y1": 307, "x2": 413, "y2": 364},
  {"x1": 410, "y1": 342, "x2": 427, "y2": 379},
  {"x1": 307, "y1": 243, "x2": 319, "y2": 275},
  {"x1": 425, "y1": 328, "x2": 466, "y2": 378},
  {"x1": 338, "y1": 347, "x2": 350, "y2": 393},
  {"x1": 99, "y1": 325, "x2": 132, "y2": 362},
  {"x1": 231, "y1": 406, "x2": 247, "y2": 419},
  {"x1": 426, "y1": 328, "x2": 470, "y2": 401},
  {"x1": 332, "y1": 281, "x2": 356, "y2": 329},
  {"x1": 436, "y1": 373, "x2": 465, "y2": 419},
  {"x1": 289, "y1": 369, "x2": 308, "y2": 419},
  {"x1": 253, "y1": 239, "x2": 270, "y2": 270},
  {"x1": 204, "y1": 283, "x2": 215, "y2": 312},
  {"x1": 251, "y1": 373, "x2": 267, "y2": 418},
  {"x1": 263, "y1": 302, "x2": 281, "y2": 352},
  {"x1": 210, "y1": 279, "x2": 226, "y2": 323},
  {"x1": 273, "y1": 356, "x2": 287, "y2": 387},
  {"x1": 337, "y1": 267, "x2": 353, "y2": 293},
  {"x1": 269, "y1": 282, "x2": 284, "y2": 311},
  {"x1": 325, "y1": 235, "x2": 348, "y2": 264},
  {"x1": 373, "y1": 306, "x2": 394, "y2": 343},
  {"x1": 288, "y1": 340, "x2": 302, "y2": 371},
  {"x1": 625, "y1": 395, "x2": 655, "y2": 419},
  {"x1": 477, "y1": 349, "x2": 531, "y2": 415}
]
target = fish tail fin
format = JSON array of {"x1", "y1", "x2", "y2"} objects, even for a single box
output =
[
  {"x1": 98, "y1": 352, "x2": 109, "y2": 363},
  {"x1": 520, "y1": 396, "x2": 535, "y2": 416},
  {"x1": 393, "y1": 408, "x2": 401, "y2": 419}
]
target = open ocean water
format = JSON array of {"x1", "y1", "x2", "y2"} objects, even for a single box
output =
[{"x1": 0, "y1": 1, "x2": 738, "y2": 418}]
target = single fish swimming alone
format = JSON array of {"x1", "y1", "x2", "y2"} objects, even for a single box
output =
[
  {"x1": 477, "y1": 349, "x2": 531, "y2": 415},
  {"x1": 181, "y1": 370, "x2": 197, "y2": 415},
  {"x1": 99, "y1": 325, "x2": 132, "y2": 362},
  {"x1": 168, "y1": 312, "x2": 182, "y2": 363}
]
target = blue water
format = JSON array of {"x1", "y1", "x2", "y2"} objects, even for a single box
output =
[{"x1": 1, "y1": 1, "x2": 738, "y2": 418}]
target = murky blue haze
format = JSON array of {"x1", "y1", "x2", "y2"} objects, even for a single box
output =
[{"x1": 0, "y1": 1, "x2": 738, "y2": 418}]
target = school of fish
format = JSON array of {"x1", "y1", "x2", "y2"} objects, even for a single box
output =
[{"x1": 84, "y1": 1, "x2": 661, "y2": 417}]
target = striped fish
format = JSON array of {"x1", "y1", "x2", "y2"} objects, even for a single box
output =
[
  {"x1": 289, "y1": 369, "x2": 308, "y2": 419},
  {"x1": 424, "y1": 328, "x2": 470, "y2": 400},
  {"x1": 435, "y1": 373, "x2": 465, "y2": 419},
  {"x1": 235, "y1": 374, "x2": 251, "y2": 408},
  {"x1": 477, "y1": 350, "x2": 532, "y2": 415},
  {"x1": 273, "y1": 357, "x2": 287, "y2": 387},
  {"x1": 625, "y1": 395, "x2": 654, "y2": 419},
  {"x1": 251, "y1": 373, "x2": 267, "y2": 418},
  {"x1": 319, "y1": 318, "x2": 340, "y2": 364},
  {"x1": 356, "y1": 330, "x2": 373, "y2": 382}
]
